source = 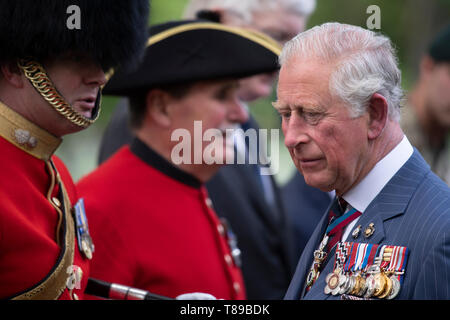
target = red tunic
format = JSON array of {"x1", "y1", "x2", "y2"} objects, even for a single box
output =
[
  {"x1": 0, "y1": 137, "x2": 90, "y2": 300},
  {"x1": 77, "y1": 139, "x2": 246, "y2": 299}
]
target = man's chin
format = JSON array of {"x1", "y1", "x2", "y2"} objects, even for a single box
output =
[
  {"x1": 300, "y1": 171, "x2": 334, "y2": 192},
  {"x1": 57, "y1": 114, "x2": 91, "y2": 136}
]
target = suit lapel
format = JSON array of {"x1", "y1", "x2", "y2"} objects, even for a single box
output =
[
  {"x1": 345, "y1": 149, "x2": 429, "y2": 245},
  {"x1": 301, "y1": 150, "x2": 430, "y2": 299},
  {"x1": 285, "y1": 199, "x2": 333, "y2": 299}
]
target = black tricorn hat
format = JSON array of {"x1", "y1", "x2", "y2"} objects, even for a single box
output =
[
  {"x1": 103, "y1": 20, "x2": 282, "y2": 96},
  {"x1": 0, "y1": 0, "x2": 150, "y2": 71}
]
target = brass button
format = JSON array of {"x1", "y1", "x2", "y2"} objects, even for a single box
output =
[
  {"x1": 225, "y1": 254, "x2": 233, "y2": 266},
  {"x1": 51, "y1": 197, "x2": 61, "y2": 208},
  {"x1": 76, "y1": 266, "x2": 83, "y2": 284},
  {"x1": 205, "y1": 198, "x2": 213, "y2": 208},
  {"x1": 233, "y1": 282, "x2": 241, "y2": 294},
  {"x1": 217, "y1": 224, "x2": 225, "y2": 236},
  {"x1": 72, "y1": 293, "x2": 79, "y2": 300}
]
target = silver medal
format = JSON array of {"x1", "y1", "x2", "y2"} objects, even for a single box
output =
[{"x1": 386, "y1": 275, "x2": 401, "y2": 300}]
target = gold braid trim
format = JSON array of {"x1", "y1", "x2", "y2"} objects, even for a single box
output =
[
  {"x1": 11, "y1": 162, "x2": 75, "y2": 300},
  {"x1": 17, "y1": 59, "x2": 100, "y2": 128}
]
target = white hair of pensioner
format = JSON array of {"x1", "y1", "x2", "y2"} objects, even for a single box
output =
[
  {"x1": 279, "y1": 22, "x2": 404, "y2": 122},
  {"x1": 184, "y1": 0, "x2": 316, "y2": 23}
]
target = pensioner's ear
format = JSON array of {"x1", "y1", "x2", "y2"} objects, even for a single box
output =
[{"x1": 144, "y1": 89, "x2": 172, "y2": 128}]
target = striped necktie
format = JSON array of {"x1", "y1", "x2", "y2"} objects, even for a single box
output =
[
  {"x1": 304, "y1": 197, "x2": 362, "y2": 293},
  {"x1": 326, "y1": 197, "x2": 362, "y2": 251}
]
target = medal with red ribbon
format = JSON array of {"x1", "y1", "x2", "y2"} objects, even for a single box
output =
[{"x1": 325, "y1": 241, "x2": 409, "y2": 299}]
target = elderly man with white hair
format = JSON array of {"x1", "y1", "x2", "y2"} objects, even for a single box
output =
[{"x1": 274, "y1": 22, "x2": 450, "y2": 300}]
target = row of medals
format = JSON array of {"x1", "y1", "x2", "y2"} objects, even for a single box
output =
[{"x1": 324, "y1": 248, "x2": 402, "y2": 299}]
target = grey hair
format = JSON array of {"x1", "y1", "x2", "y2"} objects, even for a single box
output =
[
  {"x1": 183, "y1": 0, "x2": 316, "y2": 23},
  {"x1": 280, "y1": 22, "x2": 403, "y2": 121}
]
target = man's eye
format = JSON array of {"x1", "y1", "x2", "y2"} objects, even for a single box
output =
[
  {"x1": 279, "y1": 111, "x2": 291, "y2": 119},
  {"x1": 215, "y1": 87, "x2": 234, "y2": 101},
  {"x1": 214, "y1": 90, "x2": 227, "y2": 100},
  {"x1": 303, "y1": 111, "x2": 323, "y2": 124}
]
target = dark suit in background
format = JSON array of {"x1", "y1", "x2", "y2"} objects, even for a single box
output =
[
  {"x1": 281, "y1": 171, "x2": 332, "y2": 263},
  {"x1": 206, "y1": 116, "x2": 296, "y2": 299}
]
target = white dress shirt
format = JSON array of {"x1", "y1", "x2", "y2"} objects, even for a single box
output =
[{"x1": 341, "y1": 135, "x2": 414, "y2": 240}]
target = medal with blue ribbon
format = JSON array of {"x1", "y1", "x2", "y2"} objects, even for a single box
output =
[
  {"x1": 325, "y1": 241, "x2": 409, "y2": 299},
  {"x1": 73, "y1": 198, "x2": 95, "y2": 260}
]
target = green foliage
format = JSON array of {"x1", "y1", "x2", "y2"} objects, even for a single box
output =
[{"x1": 149, "y1": 0, "x2": 189, "y2": 24}]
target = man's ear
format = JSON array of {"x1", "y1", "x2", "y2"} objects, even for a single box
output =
[
  {"x1": 0, "y1": 61, "x2": 24, "y2": 88},
  {"x1": 145, "y1": 89, "x2": 172, "y2": 128},
  {"x1": 367, "y1": 93, "x2": 388, "y2": 140}
]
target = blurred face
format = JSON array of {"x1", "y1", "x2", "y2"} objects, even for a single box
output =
[
  {"x1": 34, "y1": 53, "x2": 106, "y2": 135},
  {"x1": 274, "y1": 57, "x2": 372, "y2": 194},
  {"x1": 423, "y1": 61, "x2": 450, "y2": 128},
  {"x1": 230, "y1": 8, "x2": 307, "y2": 102},
  {"x1": 237, "y1": 72, "x2": 277, "y2": 102},
  {"x1": 251, "y1": 8, "x2": 306, "y2": 45},
  {"x1": 168, "y1": 79, "x2": 248, "y2": 171}
]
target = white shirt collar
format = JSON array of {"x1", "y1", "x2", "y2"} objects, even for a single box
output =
[{"x1": 343, "y1": 135, "x2": 414, "y2": 213}]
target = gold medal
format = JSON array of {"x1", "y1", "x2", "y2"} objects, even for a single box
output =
[
  {"x1": 364, "y1": 223, "x2": 375, "y2": 238},
  {"x1": 357, "y1": 276, "x2": 367, "y2": 296},
  {"x1": 373, "y1": 272, "x2": 387, "y2": 297},
  {"x1": 350, "y1": 274, "x2": 362, "y2": 295},
  {"x1": 378, "y1": 274, "x2": 393, "y2": 299},
  {"x1": 81, "y1": 240, "x2": 93, "y2": 260}
]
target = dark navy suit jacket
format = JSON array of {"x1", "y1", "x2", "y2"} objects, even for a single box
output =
[
  {"x1": 206, "y1": 117, "x2": 297, "y2": 300},
  {"x1": 285, "y1": 150, "x2": 450, "y2": 300},
  {"x1": 282, "y1": 171, "x2": 332, "y2": 263}
]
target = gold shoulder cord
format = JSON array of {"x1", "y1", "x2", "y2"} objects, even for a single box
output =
[
  {"x1": 11, "y1": 162, "x2": 75, "y2": 300},
  {"x1": 17, "y1": 59, "x2": 99, "y2": 128}
]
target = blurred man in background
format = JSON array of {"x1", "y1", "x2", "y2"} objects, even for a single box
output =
[
  {"x1": 77, "y1": 20, "x2": 282, "y2": 299},
  {"x1": 402, "y1": 24, "x2": 450, "y2": 185},
  {"x1": 97, "y1": 0, "x2": 318, "y2": 299}
]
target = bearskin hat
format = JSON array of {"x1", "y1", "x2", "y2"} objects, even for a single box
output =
[{"x1": 0, "y1": 0, "x2": 150, "y2": 70}]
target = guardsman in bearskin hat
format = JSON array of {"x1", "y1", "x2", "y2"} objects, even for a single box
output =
[
  {"x1": 77, "y1": 20, "x2": 281, "y2": 299},
  {"x1": 0, "y1": 1, "x2": 149, "y2": 300}
]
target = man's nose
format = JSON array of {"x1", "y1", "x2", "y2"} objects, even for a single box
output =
[
  {"x1": 84, "y1": 64, "x2": 107, "y2": 87},
  {"x1": 228, "y1": 98, "x2": 249, "y2": 124},
  {"x1": 283, "y1": 113, "x2": 310, "y2": 148}
]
